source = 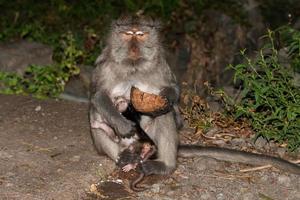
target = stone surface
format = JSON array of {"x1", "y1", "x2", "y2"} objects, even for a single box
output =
[
  {"x1": 63, "y1": 65, "x2": 93, "y2": 99},
  {"x1": 0, "y1": 40, "x2": 53, "y2": 75}
]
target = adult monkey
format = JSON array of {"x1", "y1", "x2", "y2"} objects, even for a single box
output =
[{"x1": 89, "y1": 15, "x2": 300, "y2": 176}]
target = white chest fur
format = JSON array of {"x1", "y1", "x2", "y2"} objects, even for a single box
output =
[
  {"x1": 111, "y1": 82, "x2": 132, "y2": 99},
  {"x1": 111, "y1": 81, "x2": 160, "y2": 99}
]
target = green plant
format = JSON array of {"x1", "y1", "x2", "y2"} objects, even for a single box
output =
[
  {"x1": 0, "y1": 32, "x2": 82, "y2": 98},
  {"x1": 0, "y1": 72, "x2": 24, "y2": 94},
  {"x1": 227, "y1": 29, "x2": 300, "y2": 150},
  {"x1": 278, "y1": 26, "x2": 300, "y2": 72}
]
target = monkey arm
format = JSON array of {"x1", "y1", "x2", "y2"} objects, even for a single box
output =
[
  {"x1": 91, "y1": 91, "x2": 135, "y2": 137},
  {"x1": 159, "y1": 86, "x2": 180, "y2": 105}
]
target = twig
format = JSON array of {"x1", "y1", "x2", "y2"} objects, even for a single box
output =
[
  {"x1": 240, "y1": 160, "x2": 300, "y2": 173},
  {"x1": 292, "y1": 159, "x2": 300, "y2": 164},
  {"x1": 240, "y1": 165, "x2": 273, "y2": 172},
  {"x1": 200, "y1": 133, "x2": 216, "y2": 140},
  {"x1": 21, "y1": 142, "x2": 53, "y2": 152},
  {"x1": 201, "y1": 173, "x2": 252, "y2": 181},
  {"x1": 215, "y1": 133, "x2": 237, "y2": 138}
]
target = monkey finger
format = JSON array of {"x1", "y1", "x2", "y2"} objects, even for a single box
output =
[{"x1": 122, "y1": 164, "x2": 134, "y2": 172}]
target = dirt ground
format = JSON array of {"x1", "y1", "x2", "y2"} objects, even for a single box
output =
[{"x1": 0, "y1": 94, "x2": 299, "y2": 200}]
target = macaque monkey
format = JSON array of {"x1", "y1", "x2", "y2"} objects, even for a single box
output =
[
  {"x1": 117, "y1": 142, "x2": 156, "y2": 191},
  {"x1": 89, "y1": 15, "x2": 300, "y2": 178},
  {"x1": 90, "y1": 15, "x2": 179, "y2": 175}
]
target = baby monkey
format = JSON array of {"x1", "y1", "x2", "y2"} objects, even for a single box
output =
[{"x1": 117, "y1": 142, "x2": 156, "y2": 191}]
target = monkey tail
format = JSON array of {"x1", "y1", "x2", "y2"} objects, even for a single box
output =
[
  {"x1": 130, "y1": 173, "x2": 147, "y2": 192},
  {"x1": 178, "y1": 145, "x2": 300, "y2": 175}
]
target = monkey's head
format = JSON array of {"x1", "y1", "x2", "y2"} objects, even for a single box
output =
[{"x1": 108, "y1": 16, "x2": 162, "y2": 65}]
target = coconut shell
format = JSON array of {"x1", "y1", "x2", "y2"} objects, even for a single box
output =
[{"x1": 130, "y1": 87, "x2": 169, "y2": 114}]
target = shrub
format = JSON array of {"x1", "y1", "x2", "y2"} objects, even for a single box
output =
[
  {"x1": 0, "y1": 32, "x2": 82, "y2": 98},
  {"x1": 227, "y1": 29, "x2": 300, "y2": 150}
]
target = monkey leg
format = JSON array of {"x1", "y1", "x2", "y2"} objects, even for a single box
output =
[
  {"x1": 91, "y1": 128, "x2": 120, "y2": 161},
  {"x1": 140, "y1": 112, "x2": 179, "y2": 175},
  {"x1": 90, "y1": 108, "x2": 120, "y2": 161},
  {"x1": 91, "y1": 91, "x2": 135, "y2": 138}
]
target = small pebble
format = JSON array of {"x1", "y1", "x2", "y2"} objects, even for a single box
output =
[
  {"x1": 260, "y1": 174, "x2": 269, "y2": 182},
  {"x1": 276, "y1": 147, "x2": 286, "y2": 157},
  {"x1": 194, "y1": 157, "x2": 220, "y2": 171},
  {"x1": 151, "y1": 183, "x2": 161, "y2": 193},
  {"x1": 69, "y1": 155, "x2": 81, "y2": 162},
  {"x1": 57, "y1": 168, "x2": 63, "y2": 173},
  {"x1": 242, "y1": 192, "x2": 256, "y2": 200},
  {"x1": 166, "y1": 190, "x2": 175, "y2": 196},
  {"x1": 292, "y1": 191, "x2": 300, "y2": 199},
  {"x1": 216, "y1": 193, "x2": 225, "y2": 200},
  {"x1": 212, "y1": 140, "x2": 226, "y2": 147},
  {"x1": 254, "y1": 137, "x2": 267, "y2": 149},
  {"x1": 200, "y1": 192, "x2": 213, "y2": 200},
  {"x1": 35, "y1": 105, "x2": 41, "y2": 112},
  {"x1": 277, "y1": 175, "x2": 291, "y2": 187},
  {"x1": 231, "y1": 138, "x2": 245, "y2": 146},
  {"x1": 6, "y1": 172, "x2": 15, "y2": 177},
  {"x1": 205, "y1": 127, "x2": 220, "y2": 137},
  {"x1": 5, "y1": 183, "x2": 13, "y2": 187}
]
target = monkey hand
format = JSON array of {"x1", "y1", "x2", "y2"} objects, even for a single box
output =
[
  {"x1": 114, "y1": 118, "x2": 136, "y2": 138},
  {"x1": 159, "y1": 87, "x2": 178, "y2": 105},
  {"x1": 122, "y1": 163, "x2": 138, "y2": 172}
]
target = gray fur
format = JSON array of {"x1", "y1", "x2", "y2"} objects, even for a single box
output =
[{"x1": 90, "y1": 16, "x2": 180, "y2": 174}]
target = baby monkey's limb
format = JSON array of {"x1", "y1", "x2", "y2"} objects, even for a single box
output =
[
  {"x1": 121, "y1": 143, "x2": 155, "y2": 172},
  {"x1": 130, "y1": 143, "x2": 156, "y2": 192},
  {"x1": 117, "y1": 142, "x2": 156, "y2": 191}
]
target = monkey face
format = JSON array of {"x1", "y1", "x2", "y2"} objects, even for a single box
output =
[{"x1": 109, "y1": 16, "x2": 161, "y2": 64}]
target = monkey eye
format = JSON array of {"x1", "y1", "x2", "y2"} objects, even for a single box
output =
[
  {"x1": 120, "y1": 30, "x2": 148, "y2": 41},
  {"x1": 135, "y1": 31, "x2": 144, "y2": 36},
  {"x1": 125, "y1": 31, "x2": 134, "y2": 35}
]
